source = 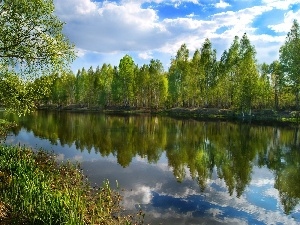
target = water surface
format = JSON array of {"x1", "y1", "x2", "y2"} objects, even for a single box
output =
[{"x1": 3, "y1": 111, "x2": 300, "y2": 224}]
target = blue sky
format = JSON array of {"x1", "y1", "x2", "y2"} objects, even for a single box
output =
[{"x1": 53, "y1": 0, "x2": 300, "y2": 72}]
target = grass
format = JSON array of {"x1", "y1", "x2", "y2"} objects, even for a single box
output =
[
  {"x1": 0, "y1": 145, "x2": 145, "y2": 225},
  {"x1": 0, "y1": 119, "x2": 16, "y2": 138}
]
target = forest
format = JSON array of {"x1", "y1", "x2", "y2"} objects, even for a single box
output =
[{"x1": 1, "y1": 21, "x2": 300, "y2": 115}]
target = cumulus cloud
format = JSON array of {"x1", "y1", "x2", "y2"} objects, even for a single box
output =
[
  {"x1": 268, "y1": 9, "x2": 300, "y2": 33},
  {"x1": 54, "y1": 0, "x2": 299, "y2": 69},
  {"x1": 262, "y1": 0, "x2": 300, "y2": 10},
  {"x1": 186, "y1": 12, "x2": 196, "y2": 18},
  {"x1": 215, "y1": 0, "x2": 230, "y2": 9},
  {"x1": 212, "y1": 5, "x2": 273, "y2": 33},
  {"x1": 55, "y1": 0, "x2": 168, "y2": 54},
  {"x1": 138, "y1": 51, "x2": 153, "y2": 59}
]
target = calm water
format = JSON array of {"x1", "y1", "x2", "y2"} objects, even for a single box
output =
[{"x1": 3, "y1": 111, "x2": 300, "y2": 224}]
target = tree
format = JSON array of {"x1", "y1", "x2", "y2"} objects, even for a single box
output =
[
  {"x1": 189, "y1": 49, "x2": 202, "y2": 107},
  {"x1": 30, "y1": 74, "x2": 55, "y2": 105},
  {"x1": 218, "y1": 36, "x2": 240, "y2": 108},
  {"x1": 0, "y1": 0, "x2": 75, "y2": 113},
  {"x1": 269, "y1": 60, "x2": 285, "y2": 110},
  {"x1": 149, "y1": 59, "x2": 168, "y2": 109},
  {"x1": 0, "y1": 0, "x2": 75, "y2": 75},
  {"x1": 94, "y1": 64, "x2": 114, "y2": 107},
  {"x1": 199, "y1": 38, "x2": 217, "y2": 107},
  {"x1": 118, "y1": 55, "x2": 136, "y2": 107},
  {"x1": 279, "y1": 19, "x2": 300, "y2": 109},
  {"x1": 135, "y1": 64, "x2": 150, "y2": 108},
  {"x1": 75, "y1": 68, "x2": 88, "y2": 105},
  {"x1": 0, "y1": 72, "x2": 36, "y2": 114},
  {"x1": 51, "y1": 71, "x2": 76, "y2": 105},
  {"x1": 168, "y1": 44, "x2": 189, "y2": 107},
  {"x1": 234, "y1": 34, "x2": 259, "y2": 114},
  {"x1": 111, "y1": 66, "x2": 122, "y2": 106},
  {"x1": 256, "y1": 63, "x2": 273, "y2": 109}
]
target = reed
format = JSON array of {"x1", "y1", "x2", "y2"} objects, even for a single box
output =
[{"x1": 0, "y1": 145, "x2": 144, "y2": 225}]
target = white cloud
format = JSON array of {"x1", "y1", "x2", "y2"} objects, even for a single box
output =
[
  {"x1": 187, "y1": 12, "x2": 195, "y2": 18},
  {"x1": 54, "y1": 0, "x2": 298, "y2": 70},
  {"x1": 121, "y1": 0, "x2": 200, "y2": 4},
  {"x1": 54, "y1": 0, "x2": 97, "y2": 16},
  {"x1": 268, "y1": 9, "x2": 300, "y2": 33},
  {"x1": 215, "y1": 0, "x2": 230, "y2": 9},
  {"x1": 262, "y1": 0, "x2": 300, "y2": 10},
  {"x1": 76, "y1": 0, "x2": 97, "y2": 14},
  {"x1": 212, "y1": 5, "x2": 273, "y2": 31},
  {"x1": 55, "y1": 0, "x2": 168, "y2": 54},
  {"x1": 138, "y1": 51, "x2": 153, "y2": 59}
]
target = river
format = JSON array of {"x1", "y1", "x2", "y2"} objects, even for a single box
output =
[{"x1": 3, "y1": 111, "x2": 300, "y2": 224}]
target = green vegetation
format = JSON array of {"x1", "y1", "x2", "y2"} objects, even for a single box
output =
[
  {"x1": 279, "y1": 20, "x2": 300, "y2": 110},
  {"x1": 0, "y1": 0, "x2": 75, "y2": 115},
  {"x1": 0, "y1": 119, "x2": 16, "y2": 138},
  {"x1": 0, "y1": 2, "x2": 146, "y2": 224},
  {"x1": 0, "y1": 145, "x2": 144, "y2": 224},
  {"x1": 0, "y1": 0, "x2": 299, "y2": 222},
  {"x1": 22, "y1": 20, "x2": 299, "y2": 116}
]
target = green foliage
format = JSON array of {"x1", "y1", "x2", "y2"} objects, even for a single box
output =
[
  {"x1": 236, "y1": 34, "x2": 259, "y2": 112},
  {"x1": 148, "y1": 59, "x2": 168, "y2": 108},
  {"x1": 0, "y1": 119, "x2": 16, "y2": 138},
  {"x1": 279, "y1": 19, "x2": 300, "y2": 109},
  {"x1": 269, "y1": 60, "x2": 285, "y2": 109},
  {"x1": 0, "y1": 73, "x2": 36, "y2": 115},
  {"x1": 0, "y1": 145, "x2": 143, "y2": 224},
  {"x1": 168, "y1": 44, "x2": 190, "y2": 107},
  {"x1": 0, "y1": 0, "x2": 75, "y2": 114},
  {"x1": 118, "y1": 55, "x2": 136, "y2": 106},
  {"x1": 0, "y1": 0, "x2": 75, "y2": 76},
  {"x1": 95, "y1": 64, "x2": 113, "y2": 107}
]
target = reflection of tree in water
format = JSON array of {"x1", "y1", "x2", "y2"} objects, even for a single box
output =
[
  {"x1": 5, "y1": 111, "x2": 300, "y2": 213},
  {"x1": 268, "y1": 127, "x2": 300, "y2": 214}
]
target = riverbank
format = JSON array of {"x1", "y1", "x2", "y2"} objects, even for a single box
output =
[
  {"x1": 37, "y1": 105, "x2": 300, "y2": 125},
  {"x1": 163, "y1": 108, "x2": 300, "y2": 125},
  {"x1": 0, "y1": 145, "x2": 144, "y2": 224},
  {"x1": 0, "y1": 119, "x2": 17, "y2": 139}
]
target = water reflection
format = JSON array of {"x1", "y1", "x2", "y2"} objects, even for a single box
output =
[{"x1": 3, "y1": 111, "x2": 300, "y2": 224}]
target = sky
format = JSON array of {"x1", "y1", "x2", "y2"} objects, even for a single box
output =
[{"x1": 53, "y1": 0, "x2": 300, "y2": 72}]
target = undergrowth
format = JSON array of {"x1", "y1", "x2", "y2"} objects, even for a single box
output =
[{"x1": 0, "y1": 145, "x2": 144, "y2": 225}]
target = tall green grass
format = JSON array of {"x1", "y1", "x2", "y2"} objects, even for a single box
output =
[{"x1": 0, "y1": 145, "x2": 144, "y2": 224}]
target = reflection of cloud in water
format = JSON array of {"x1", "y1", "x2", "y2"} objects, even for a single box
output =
[
  {"x1": 6, "y1": 129, "x2": 300, "y2": 224},
  {"x1": 264, "y1": 188, "x2": 279, "y2": 199},
  {"x1": 252, "y1": 178, "x2": 274, "y2": 187},
  {"x1": 80, "y1": 157, "x2": 300, "y2": 225},
  {"x1": 123, "y1": 185, "x2": 153, "y2": 209}
]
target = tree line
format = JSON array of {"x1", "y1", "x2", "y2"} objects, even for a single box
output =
[{"x1": 4, "y1": 20, "x2": 300, "y2": 113}]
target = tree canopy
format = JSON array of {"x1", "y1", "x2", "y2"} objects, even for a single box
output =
[
  {"x1": 0, "y1": 0, "x2": 75, "y2": 75},
  {"x1": 0, "y1": 0, "x2": 75, "y2": 114},
  {"x1": 280, "y1": 19, "x2": 300, "y2": 109}
]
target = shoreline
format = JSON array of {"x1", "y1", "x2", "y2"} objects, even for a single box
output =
[{"x1": 37, "y1": 105, "x2": 300, "y2": 126}]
